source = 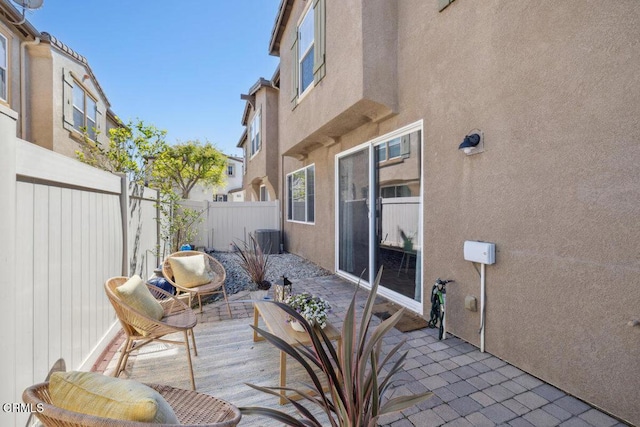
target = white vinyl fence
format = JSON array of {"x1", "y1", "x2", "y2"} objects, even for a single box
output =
[
  {"x1": 0, "y1": 105, "x2": 160, "y2": 427},
  {"x1": 180, "y1": 200, "x2": 280, "y2": 251}
]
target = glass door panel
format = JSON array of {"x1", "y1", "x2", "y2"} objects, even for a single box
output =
[
  {"x1": 375, "y1": 130, "x2": 422, "y2": 303},
  {"x1": 337, "y1": 147, "x2": 369, "y2": 278}
]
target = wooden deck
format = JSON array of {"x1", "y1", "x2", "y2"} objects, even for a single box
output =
[{"x1": 102, "y1": 275, "x2": 365, "y2": 426}]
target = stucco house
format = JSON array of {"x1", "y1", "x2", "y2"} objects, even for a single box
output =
[
  {"x1": 187, "y1": 153, "x2": 244, "y2": 202},
  {"x1": 260, "y1": 0, "x2": 640, "y2": 424},
  {"x1": 237, "y1": 70, "x2": 280, "y2": 202},
  {"x1": 0, "y1": 0, "x2": 119, "y2": 158}
]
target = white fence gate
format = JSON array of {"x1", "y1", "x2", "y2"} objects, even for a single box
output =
[{"x1": 180, "y1": 200, "x2": 280, "y2": 251}]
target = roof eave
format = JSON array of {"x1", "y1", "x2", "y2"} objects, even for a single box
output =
[{"x1": 268, "y1": 0, "x2": 294, "y2": 56}]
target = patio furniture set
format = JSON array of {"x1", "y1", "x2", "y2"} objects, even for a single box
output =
[{"x1": 21, "y1": 250, "x2": 257, "y2": 427}]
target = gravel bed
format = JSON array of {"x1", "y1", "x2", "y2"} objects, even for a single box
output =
[{"x1": 208, "y1": 250, "x2": 332, "y2": 296}]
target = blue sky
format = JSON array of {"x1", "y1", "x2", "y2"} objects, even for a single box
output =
[{"x1": 26, "y1": 0, "x2": 281, "y2": 156}]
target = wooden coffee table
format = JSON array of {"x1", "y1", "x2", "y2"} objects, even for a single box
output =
[{"x1": 252, "y1": 301, "x2": 342, "y2": 404}]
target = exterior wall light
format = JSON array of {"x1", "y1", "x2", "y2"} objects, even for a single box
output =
[{"x1": 458, "y1": 130, "x2": 483, "y2": 155}]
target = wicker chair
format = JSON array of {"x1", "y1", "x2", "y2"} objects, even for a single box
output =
[
  {"x1": 162, "y1": 251, "x2": 232, "y2": 317},
  {"x1": 23, "y1": 381, "x2": 241, "y2": 427},
  {"x1": 105, "y1": 277, "x2": 198, "y2": 390}
]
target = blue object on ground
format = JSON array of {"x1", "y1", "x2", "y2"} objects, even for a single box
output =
[
  {"x1": 180, "y1": 244, "x2": 193, "y2": 251},
  {"x1": 148, "y1": 277, "x2": 175, "y2": 295}
]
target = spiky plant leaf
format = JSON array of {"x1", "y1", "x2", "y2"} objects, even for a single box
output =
[{"x1": 241, "y1": 266, "x2": 433, "y2": 426}]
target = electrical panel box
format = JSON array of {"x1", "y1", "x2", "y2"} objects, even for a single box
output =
[{"x1": 463, "y1": 241, "x2": 496, "y2": 264}]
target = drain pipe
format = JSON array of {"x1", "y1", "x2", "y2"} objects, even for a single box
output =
[
  {"x1": 480, "y1": 262, "x2": 486, "y2": 352},
  {"x1": 463, "y1": 241, "x2": 496, "y2": 353},
  {"x1": 20, "y1": 37, "x2": 40, "y2": 139}
]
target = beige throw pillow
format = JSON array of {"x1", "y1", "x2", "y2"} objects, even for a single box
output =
[
  {"x1": 168, "y1": 254, "x2": 213, "y2": 288},
  {"x1": 49, "y1": 371, "x2": 179, "y2": 424},
  {"x1": 115, "y1": 275, "x2": 164, "y2": 321}
]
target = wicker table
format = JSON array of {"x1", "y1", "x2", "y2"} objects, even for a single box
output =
[{"x1": 252, "y1": 301, "x2": 342, "y2": 404}]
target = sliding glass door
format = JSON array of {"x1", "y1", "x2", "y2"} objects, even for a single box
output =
[
  {"x1": 337, "y1": 147, "x2": 369, "y2": 278},
  {"x1": 336, "y1": 123, "x2": 423, "y2": 313}
]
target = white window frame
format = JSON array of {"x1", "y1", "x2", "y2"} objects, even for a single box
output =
[
  {"x1": 376, "y1": 137, "x2": 401, "y2": 163},
  {"x1": 287, "y1": 164, "x2": 315, "y2": 224},
  {"x1": 249, "y1": 110, "x2": 261, "y2": 157},
  {"x1": 259, "y1": 184, "x2": 269, "y2": 201},
  {"x1": 297, "y1": 3, "x2": 315, "y2": 100},
  {"x1": 72, "y1": 81, "x2": 98, "y2": 140},
  {"x1": 227, "y1": 163, "x2": 235, "y2": 177},
  {"x1": 0, "y1": 33, "x2": 8, "y2": 102}
]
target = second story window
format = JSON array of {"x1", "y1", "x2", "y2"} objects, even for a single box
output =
[
  {"x1": 227, "y1": 164, "x2": 235, "y2": 176},
  {"x1": 72, "y1": 83, "x2": 97, "y2": 140},
  {"x1": 298, "y1": 6, "x2": 314, "y2": 96},
  {"x1": 290, "y1": 0, "x2": 325, "y2": 107},
  {"x1": 0, "y1": 34, "x2": 7, "y2": 102},
  {"x1": 250, "y1": 110, "x2": 261, "y2": 156}
]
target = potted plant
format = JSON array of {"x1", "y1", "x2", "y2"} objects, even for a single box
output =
[
  {"x1": 283, "y1": 293, "x2": 331, "y2": 331},
  {"x1": 239, "y1": 267, "x2": 433, "y2": 426},
  {"x1": 232, "y1": 233, "x2": 272, "y2": 300}
]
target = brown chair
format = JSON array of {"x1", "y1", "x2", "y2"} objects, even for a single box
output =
[
  {"x1": 23, "y1": 381, "x2": 241, "y2": 427},
  {"x1": 162, "y1": 251, "x2": 232, "y2": 317},
  {"x1": 105, "y1": 277, "x2": 198, "y2": 390}
]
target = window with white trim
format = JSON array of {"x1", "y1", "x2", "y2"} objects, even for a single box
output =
[
  {"x1": 260, "y1": 185, "x2": 269, "y2": 201},
  {"x1": 287, "y1": 164, "x2": 315, "y2": 223},
  {"x1": 298, "y1": 6, "x2": 315, "y2": 96},
  {"x1": 249, "y1": 110, "x2": 261, "y2": 156},
  {"x1": 290, "y1": 0, "x2": 325, "y2": 107},
  {"x1": 72, "y1": 82, "x2": 97, "y2": 140},
  {"x1": 376, "y1": 137, "x2": 402, "y2": 162},
  {"x1": 0, "y1": 33, "x2": 7, "y2": 102},
  {"x1": 227, "y1": 164, "x2": 235, "y2": 176}
]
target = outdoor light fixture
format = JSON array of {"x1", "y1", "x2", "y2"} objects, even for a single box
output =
[{"x1": 458, "y1": 130, "x2": 484, "y2": 155}]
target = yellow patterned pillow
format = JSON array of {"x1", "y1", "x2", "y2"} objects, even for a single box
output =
[
  {"x1": 49, "y1": 371, "x2": 179, "y2": 423},
  {"x1": 168, "y1": 254, "x2": 214, "y2": 288},
  {"x1": 115, "y1": 275, "x2": 164, "y2": 321}
]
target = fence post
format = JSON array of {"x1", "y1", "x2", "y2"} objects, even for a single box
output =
[
  {"x1": 0, "y1": 105, "x2": 19, "y2": 426},
  {"x1": 118, "y1": 173, "x2": 129, "y2": 277}
]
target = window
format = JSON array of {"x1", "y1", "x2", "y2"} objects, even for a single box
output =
[
  {"x1": 290, "y1": 0, "x2": 325, "y2": 107},
  {"x1": 0, "y1": 33, "x2": 7, "y2": 102},
  {"x1": 227, "y1": 164, "x2": 235, "y2": 176},
  {"x1": 298, "y1": 6, "x2": 315, "y2": 96},
  {"x1": 72, "y1": 82, "x2": 97, "y2": 140},
  {"x1": 249, "y1": 110, "x2": 261, "y2": 156},
  {"x1": 376, "y1": 137, "x2": 401, "y2": 162},
  {"x1": 287, "y1": 164, "x2": 315, "y2": 223},
  {"x1": 380, "y1": 185, "x2": 412, "y2": 198},
  {"x1": 260, "y1": 185, "x2": 269, "y2": 201}
]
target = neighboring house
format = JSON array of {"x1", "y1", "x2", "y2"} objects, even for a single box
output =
[
  {"x1": 261, "y1": 0, "x2": 640, "y2": 424},
  {"x1": 0, "y1": 0, "x2": 119, "y2": 158},
  {"x1": 187, "y1": 154, "x2": 244, "y2": 202},
  {"x1": 237, "y1": 70, "x2": 280, "y2": 202}
]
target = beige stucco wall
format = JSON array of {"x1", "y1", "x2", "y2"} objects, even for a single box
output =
[
  {"x1": 243, "y1": 85, "x2": 280, "y2": 201},
  {"x1": 278, "y1": 0, "x2": 640, "y2": 423},
  {"x1": 278, "y1": 0, "x2": 398, "y2": 157},
  {"x1": 27, "y1": 42, "x2": 110, "y2": 158}
]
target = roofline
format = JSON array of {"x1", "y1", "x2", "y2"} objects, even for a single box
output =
[
  {"x1": 240, "y1": 75, "x2": 279, "y2": 125},
  {"x1": 0, "y1": 0, "x2": 40, "y2": 39},
  {"x1": 236, "y1": 128, "x2": 248, "y2": 148},
  {"x1": 268, "y1": 0, "x2": 294, "y2": 56},
  {"x1": 40, "y1": 32, "x2": 111, "y2": 108}
]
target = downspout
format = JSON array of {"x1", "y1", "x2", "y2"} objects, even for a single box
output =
[
  {"x1": 280, "y1": 153, "x2": 285, "y2": 253},
  {"x1": 20, "y1": 37, "x2": 40, "y2": 140}
]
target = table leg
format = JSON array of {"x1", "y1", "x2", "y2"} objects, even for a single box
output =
[
  {"x1": 279, "y1": 350, "x2": 287, "y2": 405},
  {"x1": 253, "y1": 305, "x2": 264, "y2": 342}
]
